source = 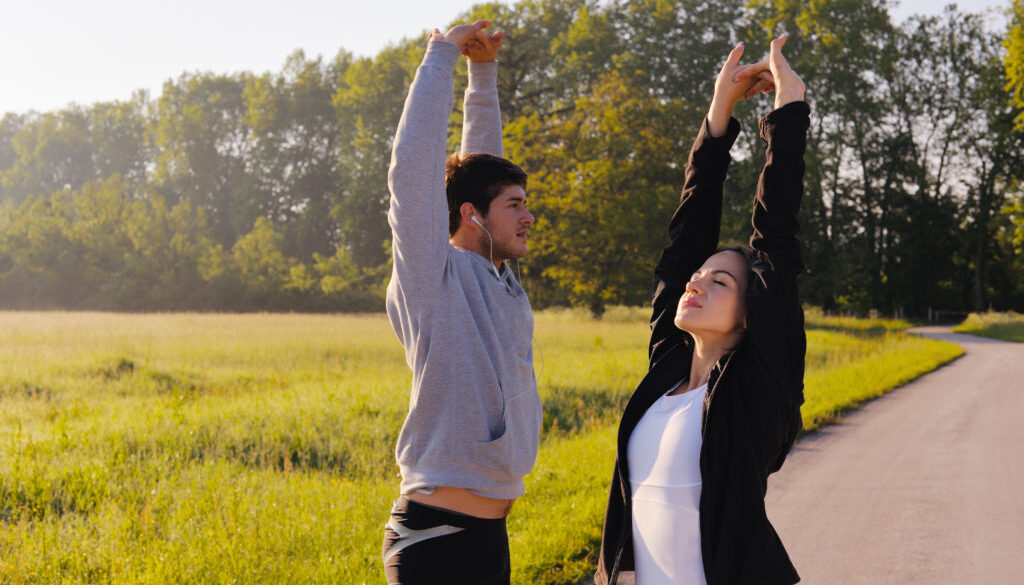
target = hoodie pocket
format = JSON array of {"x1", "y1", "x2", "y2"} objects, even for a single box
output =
[{"x1": 475, "y1": 390, "x2": 539, "y2": 478}]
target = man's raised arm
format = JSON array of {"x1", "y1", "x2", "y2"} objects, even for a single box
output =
[
  {"x1": 461, "y1": 28, "x2": 505, "y2": 156},
  {"x1": 387, "y1": 21, "x2": 491, "y2": 309}
]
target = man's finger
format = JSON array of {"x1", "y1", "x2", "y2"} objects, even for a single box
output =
[{"x1": 473, "y1": 29, "x2": 502, "y2": 46}]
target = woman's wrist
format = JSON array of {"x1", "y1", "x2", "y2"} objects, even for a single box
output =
[
  {"x1": 773, "y1": 80, "x2": 805, "y2": 110},
  {"x1": 707, "y1": 99, "x2": 735, "y2": 137}
]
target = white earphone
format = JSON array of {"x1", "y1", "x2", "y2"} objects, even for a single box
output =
[{"x1": 469, "y1": 215, "x2": 501, "y2": 279}]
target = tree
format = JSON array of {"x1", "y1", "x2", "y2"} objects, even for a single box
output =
[
  {"x1": 121, "y1": 195, "x2": 221, "y2": 309},
  {"x1": 332, "y1": 41, "x2": 421, "y2": 270},
  {"x1": 244, "y1": 50, "x2": 346, "y2": 262},
  {"x1": 0, "y1": 108, "x2": 95, "y2": 204},
  {"x1": 231, "y1": 216, "x2": 293, "y2": 308},
  {"x1": 1004, "y1": 0, "x2": 1024, "y2": 129},
  {"x1": 0, "y1": 113, "x2": 26, "y2": 202},
  {"x1": 152, "y1": 72, "x2": 259, "y2": 248},
  {"x1": 508, "y1": 72, "x2": 689, "y2": 316}
]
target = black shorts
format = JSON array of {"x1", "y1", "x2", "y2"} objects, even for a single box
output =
[{"x1": 382, "y1": 495, "x2": 511, "y2": 585}]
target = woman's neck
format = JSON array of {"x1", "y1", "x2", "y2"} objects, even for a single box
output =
[{"x1": 683, "y1": 333, "x2": 739, "y2": 392}]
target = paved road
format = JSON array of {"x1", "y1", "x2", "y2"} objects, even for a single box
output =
[{"x1": 765, "y1": 327, "x2": 1024, "y2": 584}]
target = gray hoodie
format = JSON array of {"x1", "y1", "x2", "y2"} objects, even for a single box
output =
[{"x1": 385, "y1": 41, "x2": 542, "y2": 500}]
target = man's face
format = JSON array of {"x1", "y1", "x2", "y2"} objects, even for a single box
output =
[{"x1": 479, "y1": 185, "x2": 534, "y2": 262}]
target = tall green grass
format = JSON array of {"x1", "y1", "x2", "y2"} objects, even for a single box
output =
[
  {"x1": 952, "y1": 311, "x2": 1024, "y2": 342},
  {"x1": 0, "y1": 310, "x2": 961, "y2": 584}
]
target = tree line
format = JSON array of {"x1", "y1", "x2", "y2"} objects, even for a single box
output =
[{"x1": 2, "y1": 0, "x2": 1023, "y2": 316}]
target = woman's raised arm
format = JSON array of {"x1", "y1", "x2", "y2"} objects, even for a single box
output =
[{"x1": 648, "y1": 43, "x2": 776, "y2": 362}]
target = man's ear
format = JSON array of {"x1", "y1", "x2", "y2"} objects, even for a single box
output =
[{"x1": 459, "y1": 202, "x2": 480, "y2": 228}]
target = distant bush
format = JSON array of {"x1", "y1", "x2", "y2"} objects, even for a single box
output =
[{"x1": 953, "y1": 312, "x2": 1024, "y2": 342}]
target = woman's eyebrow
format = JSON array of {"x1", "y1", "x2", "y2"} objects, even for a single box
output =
[{"x1": 710, "y1": 269, "x2": 737, "y2": 282}]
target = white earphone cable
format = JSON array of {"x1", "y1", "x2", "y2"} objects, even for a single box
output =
[{"x1": 475, "y1": 217, "x2": 544, "y2": 381}]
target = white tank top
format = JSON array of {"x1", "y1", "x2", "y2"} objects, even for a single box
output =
[{"x1": 627, "y1": 382, "x2": 708, "y2": 585}]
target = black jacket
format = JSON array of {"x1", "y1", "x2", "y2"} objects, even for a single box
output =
[{"x1": 595, "y1": 101, "x2": 811, "y2": 585}]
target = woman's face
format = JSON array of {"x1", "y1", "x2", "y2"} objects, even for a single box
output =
[{"x1": 674, "y1": 250, "x2": 749, "y2": 338}]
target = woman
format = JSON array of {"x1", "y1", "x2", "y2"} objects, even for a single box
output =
[{"x1": 595, "y1": 36, "x2": 809, "y2": 585}]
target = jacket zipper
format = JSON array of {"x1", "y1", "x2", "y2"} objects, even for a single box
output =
[
  {"x1": 701, "y1": 349, "x2": 736, "y2": 441},
  {"x1": 698, "y1": 349, "x2": 736, "y2": 585}
]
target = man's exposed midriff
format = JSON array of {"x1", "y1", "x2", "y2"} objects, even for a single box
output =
[{"x1": 406, "y1": 486, "x2": 515, "y2": 519}]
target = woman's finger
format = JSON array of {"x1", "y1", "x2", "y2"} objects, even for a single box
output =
[
  {"x1": 769, "y1": 34, "x2": 791, "y2": 72},
  {"x1": 732, "y1": 60, "x2": 770, "y2": 82},
  {"x1": 726, "y1": 42, "x2": 745, "y2": 68},
  {"x1": 744, "y1": 78, "x2": 773, "y2": 99}
]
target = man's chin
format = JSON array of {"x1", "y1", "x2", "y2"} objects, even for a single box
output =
[{"x1": 505, "y1": 244, "x2": 528, "y2": 259}]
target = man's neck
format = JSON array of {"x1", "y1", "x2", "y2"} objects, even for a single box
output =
[{"x1": 450, "y1": 233, "x2": 502, "y2": 270}]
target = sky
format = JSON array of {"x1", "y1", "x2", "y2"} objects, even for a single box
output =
[{"x1": 0, "y1": 0, "x2": 1012, "y2": 116}]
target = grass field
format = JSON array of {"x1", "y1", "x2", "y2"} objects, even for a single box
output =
[
  {"x1": 952, "y1": 311, "x2": 1024, "y2": 342},
  {"x1": 0, "y1": 309, "x2": 962, "y2": 584}
]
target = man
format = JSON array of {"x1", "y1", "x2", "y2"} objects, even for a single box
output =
[{"x1": 381, "y1": 20, "x2": 541, "y2": 585}]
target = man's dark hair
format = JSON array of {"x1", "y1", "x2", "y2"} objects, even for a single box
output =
[{"x1": 446, "y1": 153, "x2": 528, "y2": 236}]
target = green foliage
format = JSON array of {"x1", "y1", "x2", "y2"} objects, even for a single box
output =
[
  {"x1": 1005, "y1": 0, "x2": 1024, "y2": 129},
  {"x1": 952, "y1": 310, "x2": 1024, "y2": 342},
  {"x1": 0, "y1": 310, "x2": 961, "y2": 583},
  {"x1": 801, "y1": 329, "x2": 963, "y2": 429},
  {"x1": 1, "y1": 0, "x2": 1024, "y2": 314},
  {"x1": 333, "y1": 41, "x2": 422, "y2": 269},
  {"x1": 510, "y1": 71, "x2": 690, "y2": 316},
  {"x1": 0, "y1": 180, "x2": 383, "y2": 311},
  {"x1": 244, "y1": 50, "x2": 345, "y2": 261},
  {"x1": 152, "y1": 72, "x2": 258, "y2": 248},
  {"x1": 0, "y1": 99, "x2": 148, "y2": 205}
]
